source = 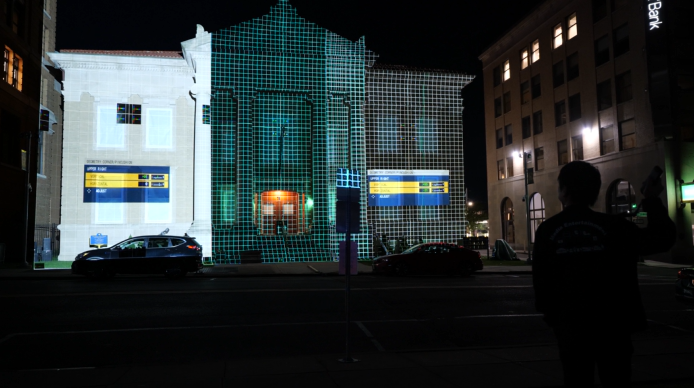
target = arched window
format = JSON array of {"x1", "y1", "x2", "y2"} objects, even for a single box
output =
[
  {"x1": 529, "y1": 193, "x2": 545, "y2": 243},
  {"x1": 501, "y1": 198, "x2": 515, "y2": 243},
  {"x1": 607, "y1": 180, "x2": 636, "y2": 215}
]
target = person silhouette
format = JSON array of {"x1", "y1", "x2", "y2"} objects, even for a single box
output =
[{"x1": 532, "y1": 161, "x2": 676, "y2": 387}]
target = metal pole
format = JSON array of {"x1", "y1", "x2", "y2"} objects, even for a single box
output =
[
  {"x1": 23, "y1": 132, "x2": 32, "y2": 268},
  {"x1": 339, "y1": 201, "x2": 358, "y2": 363}
]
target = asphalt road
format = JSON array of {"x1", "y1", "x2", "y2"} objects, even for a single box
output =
[{"x1": 0, "y1": 267, "x2": 690, "y2": 370}]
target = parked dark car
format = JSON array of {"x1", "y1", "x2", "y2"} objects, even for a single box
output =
[
  {"x1": 372, "y1": 242, "x2": 483, "y2": 276},
  {"x1": 675, "y1": 267, "x2": 694, "y2": 302},
  {"x1": 72, "y1": 235, "x2": 202, "y2": 279}
]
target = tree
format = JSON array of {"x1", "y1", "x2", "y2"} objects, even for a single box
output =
[{"x1": 465, "y1": 203, "x2": 488, "y2": 237}]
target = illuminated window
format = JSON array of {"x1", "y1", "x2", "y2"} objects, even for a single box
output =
[
  {"x1": 97, "y1": 107, "x2": 124, "y2": 147},
  {"x1": 146, "y1": 108, "x2": 172, "y2": 148},
  {"x1": 553, "y1": 24, "x2": 563, "y2": 49},
  {"x1": 503, "y1": 60, "x2": 510, "y2": 81},
  {"x1": 497, "y1": 160, "x2": 506, "y2": 180},
  {"x1": 202, "y1": 105, "x2": 211, "y2": 124},
  {"x1": 619, "y1": 119, "x2": 636, "y2": 150},
  {"x1": 529, "y1": 193, "x2": 545, "y2": 243},
  {"x1": 117, "y1": 103, "x2": 142, "y2": 124},
  {"x1": 520, "y1": 49, "x2": 529, "y2": 69},
  {"x1": 3, "y1": 46, "x2": 23, "y2": 91},
  {"x1": 506, "y1": 156, "x2": 514, "y2": 177},
  {"x1": 572, "y1": 135, "x2": 583, "y2": 161},
  {"x1": 600, "y1": 125, "x2": 615, "y2": 155},
  {"x1": 534, "y1": 147, "x2": 545, "y2": 171},
  {"x1": 568, "y1": 13, "x2": 578, "y2": 39},
  {"x1": 531, "y1": 39, "x2": 540, "y2": 63},
  {"x1": 557, "y1": 139, "x2": 568, "y2": 165}
]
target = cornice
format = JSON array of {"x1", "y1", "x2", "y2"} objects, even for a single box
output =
[{"x1": 56, "y1": 62, "x2": 194, "y2": 74}]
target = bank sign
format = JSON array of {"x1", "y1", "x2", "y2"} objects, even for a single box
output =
[
  {"x1": 367, "y1": 170, "x2": 450, "y2": 207},
  {"x1": 83, "y1": 165, "x2": 170, "y2": 203},
  {"x1": 646, "y1": 0, "x2": 663, "y2": 30}
]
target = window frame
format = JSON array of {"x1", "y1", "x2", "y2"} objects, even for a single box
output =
[
  {"x1": 532, "y1": 111, "x2": 543, "y2": 135},
  {"x1": 497, "y1": 160, "x2": 506, "y2": 180},
  {"x1": 613, "y1": 23, "x2": 630, "y2": 58},
  {"x1": 597, "y1": 79, "x2": 612, "y2": 111},
  {"x1": 505, "y1": 124, "x2": 513, "y2": 146},
  {"x1": 557, "y1": 139, "x2": 569, "y2": 165},
  {"x1": 531, "y1": 39, "x2": 540, "y2": 63},
  {"x1": 566, "y1": 52, "x2": 579, "y2": 81},
  {"x1": 496, "y1": 128, "x2": 503, "y2": 149},
  {"x1": 619, "y1": 119, "x2": 636, "y2": 150},
  {"x1": 600, "y1": 125, "x2": 615, "y2": 155},
  {"x1": 522, "y1": 116, "x2": 531, "y2": 139},
  {"x1": 616, "y1": 71, "x2": 632, "y2": 104},
  {"x1": 506, "y1": 156, "x2": 514, "y2": 177},
  {"x1": 571, "y1": 135, "x2": 584, "y2": 161},
  {"x1": 96, "y1": 106, "x2": 125, "y2": 148},
  {"x1": 503, "y1": 60, "x2": 511, "y2": 81},
  {"x1": 594, "y1": 35, "x2": 610, "y2": 67},
  {"x1": 567, "y1": 13, "x2": 578, "y2": 40},
  {"x1": 553, "y1": 60, "x2": 565, "y2": 88},
  {"x1": 554, "y1": 100, "x2": 567, "y2": 127},
  {"x1": 520, "y1": 48, "x2": 529, "y2": 69},
  {"x1": 520, "y1": 81, "x2": 530, "y2": 104},
  {"x1": 534, "y1": 147, "x2": 545, "y2": 171},
  {"x1": 503, "y1": 92, "x2": 511, "y2": 114},
  {"x1": 553, "y1": 24, "x2": 563, "y2": 49},
  {"x1": 145, "y1": 108, "x2": 173, "y2": 149},
  {"x1": 531, "y1": 75, "x2": 541, "y2": 99},
  {"x1": 494, "y1": 97, "x2": 502, "y2": 118},
  {"x1": 568, "y1": 93, "x2": 582, "y2": 122}
]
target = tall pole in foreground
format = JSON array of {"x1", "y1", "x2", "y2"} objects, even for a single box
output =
[{"x1": 521, "y1": 151, "x2": 533, "y2": 263}]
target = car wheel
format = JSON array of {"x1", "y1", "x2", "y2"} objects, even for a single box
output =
[{"x1": 394, "y1": 262, "x2": 409, "y2": 276}]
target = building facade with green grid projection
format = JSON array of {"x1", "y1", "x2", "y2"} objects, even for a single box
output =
[{"x1": 50, "y1": 0, "x2": 473, "y2": 263}]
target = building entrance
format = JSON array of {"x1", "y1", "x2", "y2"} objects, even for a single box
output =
[{"x1": 256, "y1": 191, "x2": 308, "y2": 236}]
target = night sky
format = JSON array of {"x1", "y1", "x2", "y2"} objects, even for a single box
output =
[{"x1": 55, "y1": 0, "x2": 546, "y2": 210}]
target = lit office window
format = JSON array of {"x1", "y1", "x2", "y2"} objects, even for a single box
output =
[
  {"x1": 506, "y1": 156, "x2": 514, "y2": 177},
  {"x1": 572, "y1": 135, "x2": 584, "y2": 161},
  {"x1": 503, "y1": 60, "x2": 510, "y2": 81},
  {"x1": 3, "y1": 46, "x2": 23, "y2": 91},
  {"x1": 553, "y1": 24, "x2": 563, "y2": 49},
  {"x1": 520, "y1": 49, "x2": 529, "y2": 69},
  {"x1": 568, "y1": 13, "x2": 578, "y2": 39},
  {"x1": 531, "y1": 40, "x2": 540, "y2": 63},
  {"x1": 497, "y1": 160, "x2": 506, "y2": 180}
]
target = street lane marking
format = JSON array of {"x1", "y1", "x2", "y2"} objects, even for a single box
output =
[{"x1": 355, "y1": 321, "x2": 386, "y2": 352}]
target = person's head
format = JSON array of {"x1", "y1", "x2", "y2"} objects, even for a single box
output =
[{"x1": 557, "y1": 161, "x2": 601, "y2": 207}]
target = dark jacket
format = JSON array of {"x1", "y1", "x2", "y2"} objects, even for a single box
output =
[{"x1": 532, "y1": 197, "x2": 676, "y2": 331}]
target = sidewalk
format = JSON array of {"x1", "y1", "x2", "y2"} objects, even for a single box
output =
[{"x1": 1, "y1": 337, "x2": 692, "y2": 388}]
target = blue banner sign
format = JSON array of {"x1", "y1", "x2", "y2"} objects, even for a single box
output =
[
  {"x1": 367, "y1": 170, "x2": 450, "y2": 207},
  {"x1": 83, "y1": 165, "x2": 170, "y2": 203}
]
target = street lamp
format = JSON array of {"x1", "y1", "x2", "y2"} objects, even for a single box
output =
[{"x1": 519, "y1": 151, "x2": 533, "y2": 263}]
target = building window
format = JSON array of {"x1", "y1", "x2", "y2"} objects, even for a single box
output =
[
  {"x1": 531, "y1": 39, "x2": 540, "y2": 63},
  {"x1": 505, "y1": 124, "x2": 513, "y2": 145},
  {"x1": 522, "y1": 116, "x2": 531, "y2": 139},
  {"x1": 3, "y1": 46, "x2": 23, "y2": 91},
  {"x1": 555, "y1": 100, "x2": 567, "y2": 127},
  {"x1": 592, "y1": 0, "x2": 607, "y2": 22},
  {"x1": 557, "y1": 139, "x2": 569, "y2": 165},
  {"x1": 533, "y1": 111, "x2": 543, "y2": 134},
  {"x1": 146, "y1": 108, "x2": 173, "y2": 148},
  {"x1": 507, "y1": 156, "x2": 514, "y2": 177},
  {"x1": 417, "y1": 118, "x2": 438, "y2": 153},
  {"x1": 39, "y1": 109, "x2": 50, "y2": 131},
  {"x1": 96, "y1": 203, "x2": 124, "y2": 224},
  {"x1": 503, "y1": 60, "x2": 510, "y2": 81},
  {"x1": 378, "y1": 116, "x2": 398, "y2": 152},
  {"x1": 553, "y1": 24, "x2": 563, "y2": 49},
  {"x1": 553, "y1": 61, "x2": 565, "y2": 87},
  {"x1": 497, "y1": 160, "x2": 506, "y2": 180},
  {"x1": 202, "y1": 105, "x2": 211, "y2": 124},
  {"x1": 521, "y1": 49, "x2": 529, "y2": 69},
  {"x1": 616, "y1": 71, "x2": 632, "y2": 103},
  {"x1": 493, "y1": 66, "x2": 501, "y2": 87},
  {"x1": 494, "y1": 97, "x2": 502, "y2": 118},
  {"x1": 613, "y1": 23, "x2": 630, "y2": 57},
  {"x1": 503, "y1": 92, "x2": 511, "y2": 114},
  {"x1": 520, "y1": 81, "x2": 530, "y2": 104},
  {"x1": 600, "y1": 125, "x2": 615, "y2": 155},
  {"x1": 496, "y1": 128, "x2": 503, "y2": 149},
  {"x1": 572, "y1": 135, "x2": 584, "y2": 161},
  {"x1": 568, "y1": 13, "x2": 578, "y2": 39},
  {"x1": 534, "y1": 147, "x2": 545, "y2": 171},
  {"x1": 566, "y1": 52, "x2": 579, "y2": 80},
  {"x1": 594, "y1": 35, "x2": 610, "y2": 67},
  {"x1": 117, "y1": 103, "x2": 142, "y2": 124},
  {"x1": 531, "y1": 75, "x2": 541, "y2": 99},
  {"x1": 597, "y1": 79, "x2": 612, "y2": 110},
  {"x1": 569, "y1": 93, "x2": 581, "y2": 121},
  {"x1": 607, "y1": 180, "x2": 636, "y2": 215},
  {"x1": 619, "y1": 119, "x2": 636, "y2": 150},
  {"x1": 529, "y1": 193, "x2": 545, "y2": 243},
  {"x1": 97, "y1": 107, "x2": 124, "y2": 147}
]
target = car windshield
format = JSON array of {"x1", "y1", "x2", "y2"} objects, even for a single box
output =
[{"x1": 401, "y1": 244, "x2": 425, "y2": 254}]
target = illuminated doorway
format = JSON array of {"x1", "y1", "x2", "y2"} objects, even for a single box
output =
[
  {"x1": 255, "y1": 191, "x2": 309, "y2": 236},
  {"x1": 501, "y1": 197, "x2": 515, "y2": 243}
]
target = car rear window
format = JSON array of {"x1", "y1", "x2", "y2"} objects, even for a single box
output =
[
  {"x1": 148, "y1": 238, "x2": 169, "y2": 248},
  {"x1": 171, "y1": 238, "x2": 186, "y2": 247}
]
